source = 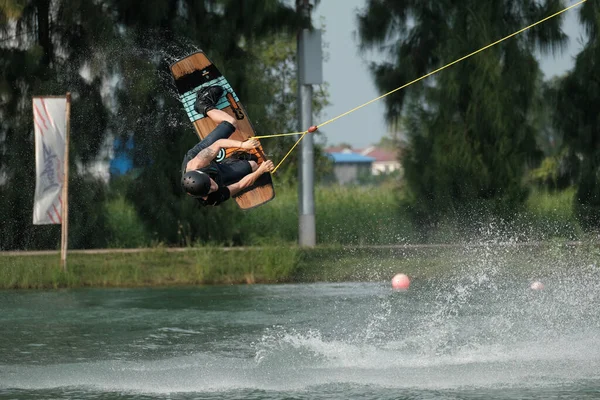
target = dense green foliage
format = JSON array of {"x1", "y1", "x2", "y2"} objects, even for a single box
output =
[
  {"x1": 1, "y1": 0, "x2": 114, "y2": 250},
  {"x1": 0, "y1": 0, "x2": 326, "y2": 250},
  {"x1": 358, "y1": 0, "x2": 568, "y2": 230},
  {"x1": 356, "y1": 0, "x2": 600, "y2": 237},
  {"x1": 553, "y1": 0, "x2": 600, "y2": 230},
  {"x1": 37, "y1": 185, "x2": 592, "y2": 248}
]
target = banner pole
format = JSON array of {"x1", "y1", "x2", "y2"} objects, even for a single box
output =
[{"x1": 60, "y1": 92, "x2": 71, "y2": 272}]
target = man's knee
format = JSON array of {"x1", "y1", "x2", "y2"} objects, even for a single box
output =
[
  {"x1": 249, "y1": 161, "x2": 258, "y2": 172},
  {"x1": 224, "y1": 113, "x2": 237, "y2": 129}
]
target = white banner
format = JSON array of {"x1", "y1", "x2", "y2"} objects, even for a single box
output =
[{"x1": 32, "y1": 97, "x2": 67, "y2": 225}]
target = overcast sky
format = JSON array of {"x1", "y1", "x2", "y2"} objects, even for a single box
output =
[{"x1": 313, "y1": 0, "x2": 587, "y2": 148}]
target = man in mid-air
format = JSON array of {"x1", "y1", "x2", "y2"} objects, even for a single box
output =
[{"x1": 181, "y1": 86, "x2": 274, "y2": 206}]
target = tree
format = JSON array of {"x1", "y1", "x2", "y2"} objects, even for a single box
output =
[
  {"x1": 357, "y1": 0, "x2": 568, "y2": 230},
  {"x1": 245, "y1": 30, "x2": 332, "y2": 186},
  {"x1": 527, "y1": 76, "x2": 577, "y2": 190},
  {"x1": 0, "y1": 0, "x2": 322, "y2": 249},
  {"x1": 108, "y1": 0, "x2": 325, "y2": 244},
  {"x1": 554, "y1": 0, "x2": 600, "y2": 230},
  {"x1": 0, "y1": 0, "x2": 116, "y2": 250}
]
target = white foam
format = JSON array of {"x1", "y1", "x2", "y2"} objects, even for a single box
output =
[{"x1": 3, "y1": 327, "x2": 598, "y2": 394}]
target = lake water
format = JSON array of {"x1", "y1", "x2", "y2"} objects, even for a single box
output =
[{"x1": 1, "y1": 264, "x2": 600, "y2": 399}]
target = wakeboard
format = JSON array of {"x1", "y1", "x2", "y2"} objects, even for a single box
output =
[{"x1": 170, "y1": 51, "x2": 275, "y2": 210}]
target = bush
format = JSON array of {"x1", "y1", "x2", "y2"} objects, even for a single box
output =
[
  {"x1": 104, "y1": 196, "x2": 149, "y2": 248},
  {"x1": 523, "y1": 187, "x2": 581, "y2": 240},
  {"x1": 234, "y1": 184, "x2": 416, "y2": 245},
  {"x1": 101, "y1": 184, "x2": 586, "y2": 247}
]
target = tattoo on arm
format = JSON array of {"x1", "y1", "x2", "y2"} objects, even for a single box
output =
[{"x1": 198, "y1": 147, "x2": 217, "y2": 162}]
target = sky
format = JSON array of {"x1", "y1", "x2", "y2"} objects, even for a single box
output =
[{"x1": 312, "y1": 0, "x2": 588, "y2": 148}]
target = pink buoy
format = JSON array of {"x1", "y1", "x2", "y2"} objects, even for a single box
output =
[
  {"x1": 391, "y1": 273, "x2": 410, "y2": 290},
  {"x1": 530, "y1": 281, "x2": 544, "y2": 291}
]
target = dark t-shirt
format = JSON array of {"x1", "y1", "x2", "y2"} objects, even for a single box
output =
[
  {"x1": 182, "y1": 143, "x2": 226, "y2": 206},
  {"x1": 181, "y1": 141, "x2": 222, "y2": 183},
  {"x1": 181, "y1": 121, "x2": 239, "y2": 207},
  {"x1": 182, "y1": 150, "x2": 251, "y2": 207}
]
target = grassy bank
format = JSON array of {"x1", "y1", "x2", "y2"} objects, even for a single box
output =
[
  {"x1": 2, "y1": 242, "x2": 599, "y2": 289},
  {"x1": 0, "y1": 247, "x2": 299, "y2": 289}
]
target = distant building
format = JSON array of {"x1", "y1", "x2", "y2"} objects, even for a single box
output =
[
  {"x1": 359, "y1": 146, "x2": 402, "y2": 176},
  {"x1": 327, "y1": 149, "x2": 375, "y2": 185},
  {"x1": 109, "y1": 136, "x2": 134, "y2": 176},
  {"x1": 325, "y1": 146, "x2": 402, "y2": 184}
]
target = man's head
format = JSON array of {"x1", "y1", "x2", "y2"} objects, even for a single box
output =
[{"x1": 182, "y1": 170, "x2": 214, "y2": 197}]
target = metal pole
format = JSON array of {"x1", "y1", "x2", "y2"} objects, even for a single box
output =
[
  {"x1": 299, "y1": 84, "x2": 315, "y2": 247},
  {"x1": 297, "y1": 0, "x2": 316, "y2": 247},
  {"x1": 60, "y1": 92, "x2": 71, "y2": 272}
]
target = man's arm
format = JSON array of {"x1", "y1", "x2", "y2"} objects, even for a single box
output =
[
  {"x1": 186, "y1": 138, "x2": 261, "y2": 171},
  {"x1": 227, "y1": 160, "x2": 274, "y2": 197},
  {"x1": 201, "y1": 187, "x2": 231, "y2": 207}
]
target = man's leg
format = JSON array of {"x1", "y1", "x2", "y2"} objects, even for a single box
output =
[
  {"x1": 193, "y1": 109, "x2": 237, "y2": 149},
  {"x1": 206, "y1": 109, "x2": 236, "y2": 129},
  {"x1": 182, "y1": 87, "x2": 239, "y2": 174},
  {"x1": 186, "y1": 86, "x2": 238, "y2": 155}
]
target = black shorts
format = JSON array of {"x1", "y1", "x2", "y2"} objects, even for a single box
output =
[{"x1": 216, "y1": 158, "x2": 252, "y2": 186}]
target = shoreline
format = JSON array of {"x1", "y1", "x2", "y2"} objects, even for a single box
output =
[
  {"x1": 1, "y1": 239, "x2": 593, "y2": 257},
  {"x1": 1, "y1": 242, "x2": 599, "y2": 289}
]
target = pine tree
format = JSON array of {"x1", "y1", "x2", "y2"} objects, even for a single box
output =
[
  {"x1": 554, "y1": 0, "x2": 600, "y2": 230},
  {"x1": 357, "y1": 0, "x2": 567, "y2": 232}
]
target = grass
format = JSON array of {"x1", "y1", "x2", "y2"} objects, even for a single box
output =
[
  {"x1": 0, "y1": 247, "x2": 300, "y2": 289},
  {"x1": 522, "y1": 187, "x2": 582, "y2": 240},
  {"x1": 228, "y1": 184, "x2": 584, "y2": 245},
  {"x1": 98, "y1": 184, "x2": 585, "y2": 247},
  {"x1": 232, "y1": 184, "x2": 416, "y2": 245},
  {"x1": 2, "y1": 241, "x2": 599, "y2": 289},
  {"x1": 1, "y1": 185, "x2": 593, "y2": 289}
]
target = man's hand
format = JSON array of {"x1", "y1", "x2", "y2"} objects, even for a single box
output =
[
  {"x1": 227, "y1": 159, "x2": 275, "y2": 197},
  {"x1": 258, "y1": 160, "x2": 274, "y2": 173},
  {"x1": 241, "y1": 139, "x2": 260, "y2": 150}
]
